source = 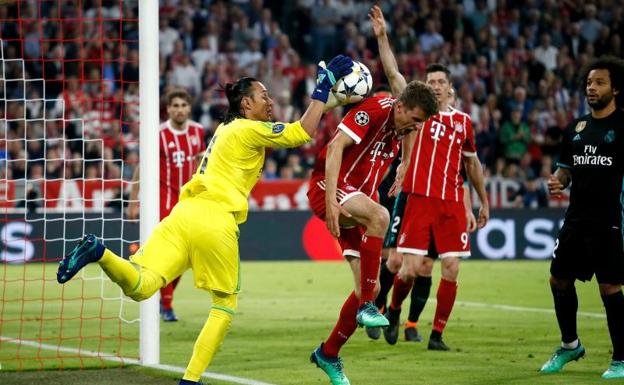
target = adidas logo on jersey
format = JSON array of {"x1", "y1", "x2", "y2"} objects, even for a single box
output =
[{"x1": 573, "y1": 134, "x2": 581, "y2": 141}]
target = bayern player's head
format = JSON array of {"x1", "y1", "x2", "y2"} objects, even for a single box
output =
[
  {"x1": 166, "y1": 88, "x2": 192, "y2": 128},
  {"x1": 425, "y1": 63, "x2": 452, "y2": 110},
  {"x1": 580, "y1": 55, "x2": 624, "y2": 111},
  {"x1": 223, "y1": 77, "x2": 274, "y2": 123},
  {"x1": 393, "y1": 80, "x2": 438, "y2": 136}
]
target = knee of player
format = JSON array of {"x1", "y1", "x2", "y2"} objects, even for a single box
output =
[
  {"x1": 367, "y1": 207, "x2": 390, "y2": 233},
  {"x1": 387, "y1": 258, "x2": 401, "y2": 273},
  {"x1": 419, "y1": 259, "x2": 434, "y2": 275},
  {"x1": 549, "y1": 275, "x2": 573, "y2": 291},
  {"x1": 399, "y1": 267, "x2": 417, "y2": 281},
  {"x1": 441, "y1": 260, "x2": 460, "y2": 280}
]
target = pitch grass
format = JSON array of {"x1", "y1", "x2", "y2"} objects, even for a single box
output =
[{"x1": 0, "y1": 260, "x2": 615, "y2": 385}]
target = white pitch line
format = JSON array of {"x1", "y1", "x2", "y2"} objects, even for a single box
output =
[
  {"x1": 455, "y1": 300, "x2": 606, "y2": 319},
  {"x1": 0, "y1": 336, "x2": 278, "y2": 385}
]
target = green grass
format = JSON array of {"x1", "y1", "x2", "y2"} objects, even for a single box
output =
[{"x1": 0, "y1": 261, "x2": 615, "y2": 385}]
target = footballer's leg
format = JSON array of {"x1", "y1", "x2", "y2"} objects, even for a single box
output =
[
  {"x1": 405, "y1": 256, "x2": 433, "y2": 342},
  {"x1": 160, "y1": 277, "x2": 181, "y2": 322},
  {"x1": 600, "y1": 283, "x2": 624, "y2": 378},
  {"x1": 58, "y1": 236, "x2": 169, "y2": 302},
  {"x1": 375, "y1": 191, "x2": 406, "y2": 312},
  {"x1": 428, "y1": 256, "x2": 459, "y2": 351},
  {"x1": 541, "y1": 225, "x2": 586, "y2": 373},
  {"x1": 182, "y1": 290, "x2": 236, "y2": 383},
  {"x1": 312, "y1": 254, "x2": 360, "y2": 385},
  {"x1": 383, "y1": 252, "x2": 422, "y2": 345},
  {"x1": 596, "y1": 230, "x2": 624, "y2": 379},
  {"x1": 341, "y1": 194, "x2": 390, "y2": 328}
]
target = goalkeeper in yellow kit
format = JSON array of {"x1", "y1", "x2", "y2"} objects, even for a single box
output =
[{"x1": 56, "y1": 55, "x2": 354, "y2": 385}]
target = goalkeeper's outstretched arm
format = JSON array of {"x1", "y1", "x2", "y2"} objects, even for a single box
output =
[{"x1": 369, "y1": 5, "x2": 407, "y2": 96}]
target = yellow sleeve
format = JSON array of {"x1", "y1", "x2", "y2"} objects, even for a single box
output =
[{"x1": 240, "y1": 120, "x2": 311, "y2": 149}]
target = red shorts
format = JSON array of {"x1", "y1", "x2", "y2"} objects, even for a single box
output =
[
  {"x1": 307, "y1": 177, "x2": 367, "y2": 258},
  {"x1": 396, "y1": 194, "x2": 470, "y2": 258}
]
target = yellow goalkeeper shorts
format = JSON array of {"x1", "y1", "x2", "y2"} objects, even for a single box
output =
[{"x1": 130, "y1": 196, "x2": 240, "y2": 294}]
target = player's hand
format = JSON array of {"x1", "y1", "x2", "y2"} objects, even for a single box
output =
[
  {"x1": 466, "y1": 210, "x2": 477, "y2": 232},
  {"x1": 323, "y1": 82, "x2": 341, "y2": 112},
  {"x1": 127, "y1": 202, "x2": 139, "y2": 220},
  {"x1": 547, "y1": 174, "x2": 565, "y2": 197},
  {"x1": 477, "y1": 203, "x2": 489, "y2": 229},
  {"x1": 388, "y1": 162, "x2": 407, "y2": 197},
  {"x1": 325, "y1": 198, "x2": 351, "y2": 238},
  {"x1": 369, "y1": 5, "x2": 387, "y2": 38},
  {"x1": 312, "y1": 55, "x2": 353, "y2": 104}
]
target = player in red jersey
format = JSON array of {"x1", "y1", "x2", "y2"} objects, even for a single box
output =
[
  {"x1": 370, "y1": 5, "x2": 489, "y2": 351},
  {"x1": 308, "y1": 76, "x2": 438, "y2": 383},
  {"x1": 128, "y1": 88, "x2": 204, "y2": 322}
]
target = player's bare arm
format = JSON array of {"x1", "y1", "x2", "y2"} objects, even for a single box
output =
[
  {"x1": 389, "y1": 130, "x2": 416, "y2": 197},
  {"x1": 463, "y1": 155, "x2": 489, "y2": 228},
  {"x1": 463, "y1": 184, "x2": 477, "y2": 232},
  {"x1": 547, "y1": 167, "x2": 571, "y2": 197},
  {"x1": 369, "y1": 5, "x2": 407, "y2": 95},
  {"x1": 324, "y1": 132, "x2": 355, "y2": 238}
]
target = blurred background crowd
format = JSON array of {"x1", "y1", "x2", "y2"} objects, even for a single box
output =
[{"x1": 2, "y1": 0, "x2": 622, "y2": 209}]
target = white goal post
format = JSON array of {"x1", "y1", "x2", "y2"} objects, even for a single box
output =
[{"x1": 138, "y1": 0, "x2": 160, "y2": 366}]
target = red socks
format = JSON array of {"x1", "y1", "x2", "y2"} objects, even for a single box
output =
[
  {"x1": 322, "y1": 291, "x2": 359, "y2": 357},
  {"x1": 160, "y1": 276, "x2": 181, "y2": 310},
  {"x1": 359, "y1": 235, "x2": 383, "y2": 304},
  {"x1": 432, "y1": 278, "x2": 458, "y2": 333},
  {"x1": 390, "y1": 275, "x2": 414, "y2": 310}
]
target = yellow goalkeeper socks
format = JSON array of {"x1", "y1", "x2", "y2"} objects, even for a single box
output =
[
  {"x1": 183, "y1": 291, "x2": 237, "y2": 382},
  {"x1": 98, "y1": 249, "x2": 163, "y2": 301}
]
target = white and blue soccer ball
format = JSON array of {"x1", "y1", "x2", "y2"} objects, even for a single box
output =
[{"x1": 332, "y1": 61, "x2": 373, "y2": 105}]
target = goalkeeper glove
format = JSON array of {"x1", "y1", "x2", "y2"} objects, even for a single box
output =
[{"x1": 311, "y1": 54, "x2": 353, "y2": 104}]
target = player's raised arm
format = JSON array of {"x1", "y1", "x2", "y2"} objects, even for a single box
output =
[
  {"x1": 300, "y1": 55, "x2": 354, "y2": 137},
  {"x1": 369, "y1": 5, "x2": 407, "y2": 95}
]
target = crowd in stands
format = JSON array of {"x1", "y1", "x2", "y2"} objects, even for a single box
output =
[{"x1": 2, "y1": 0, "x2": 622, "y2": 209}]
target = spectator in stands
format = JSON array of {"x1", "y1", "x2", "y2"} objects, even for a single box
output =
[{"x1": 500, "y1": 107, "x2": 531, "y2": 164}]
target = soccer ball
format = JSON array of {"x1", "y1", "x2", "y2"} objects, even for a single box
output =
[{"x1": 332, "y1": 61, "x2": 373, "y2": 104}]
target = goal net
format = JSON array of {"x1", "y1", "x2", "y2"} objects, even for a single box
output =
[{"x1": 0, "y1": 0, "x2": 142, "y2": 370}]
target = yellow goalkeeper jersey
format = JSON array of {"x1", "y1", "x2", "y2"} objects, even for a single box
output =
[{"x1": 179, "y1": 118, "x2": 311, "y2": 224}]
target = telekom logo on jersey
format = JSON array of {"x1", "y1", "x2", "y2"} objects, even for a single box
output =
[
  {"x1": 172, "y1": 150, "x2": 186, "y2": 168},
  {"x1": 429, "y1": 120, "x2": 446, "y2": 141},
  {"x1": 369, "y1": 141, "x2": 394, "y2": 162}
]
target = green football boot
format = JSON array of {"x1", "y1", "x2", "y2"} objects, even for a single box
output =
[
  {"x1": 355, "y1": 301, "x2": 389, "y2": 328},
  {"x1": 602, "y1": 360, "x2": 624, "y2": 379},
  {"x1": 310, "y1": 344, "x2": 350, "y2": 385},
  {"x1": 539, "y1": 344, "x2": 586, "y2": 373},
  {"x1": 57, "y1": 234, "x2": 104, "y2": 284}
]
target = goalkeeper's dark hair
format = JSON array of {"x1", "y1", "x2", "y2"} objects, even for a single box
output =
[
  {"x1": 223, "y1": 77, "x2": 258, "y2": 124},
  {"x1": 166, "y1": 88, "x2": 192, "y2": 105},
  {"x1": 425, "y1": 63, "x2": 451, "y2": 81},
  {"x1": 579, "y1": 55, "x2": 624, "y2": 107},
  {"x1": 399, "y1": 80, "x2": 439, "y2": 118}
]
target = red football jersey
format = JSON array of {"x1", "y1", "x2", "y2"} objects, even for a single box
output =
[
  {"x1": 159, "y1": 119, "x2": 205, "y2": 219},
  {"x1": 312, "y1": 96, "x2": 400, "y2": 198},
  {"x1": 402, "y1": 106, "x2": 476, "y2": 202}
]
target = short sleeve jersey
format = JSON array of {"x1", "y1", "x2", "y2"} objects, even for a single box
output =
[
  {"x1": 159, "y1": 120, "x2": 205, "y2": 219},
  {"x1": 402, "y1": 107, "x2": 476, "y2": 202},
  {"x1": 312, "y1": 96, "x2": 401, "y2": 197},
  {"x1": 180, "y1": 118, "x2": 311, "y2": 224},
  {"x1": 557, "y1": 109, "x2": 624, "y2": 227}
]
